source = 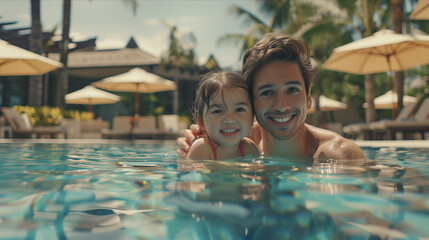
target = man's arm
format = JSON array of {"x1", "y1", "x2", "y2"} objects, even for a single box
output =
[{"x1": 176, "y1": 124, "x2": 201, "y2": 158}]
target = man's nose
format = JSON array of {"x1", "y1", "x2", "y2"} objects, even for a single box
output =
[{"x1": 273, "y1": 92, "x2": 290, "y2": 112}]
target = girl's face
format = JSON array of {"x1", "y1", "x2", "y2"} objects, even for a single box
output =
[{"x1": 199, "y1": 87, "x2": 253, "y2": 147}]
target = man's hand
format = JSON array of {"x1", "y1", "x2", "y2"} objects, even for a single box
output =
[{"x1": 176, "y1": 124, "x2": 201, "y2": 158}]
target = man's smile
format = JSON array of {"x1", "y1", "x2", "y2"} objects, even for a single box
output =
[{"x1": 270, "y1": 115, "x2": 293, "y2": 123}]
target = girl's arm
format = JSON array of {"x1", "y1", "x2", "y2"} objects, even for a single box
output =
[{"x1": 186, "y1": 138, "x2": 212, "y2": 160}]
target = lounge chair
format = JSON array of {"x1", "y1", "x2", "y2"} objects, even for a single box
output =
[
  {"x1": 158, "y1": 114, "x2": 181, "y2": 139},
  {"x1": 1, "y1": 107, "x2": 68, "y2": 139},
  {"x1": 101, "y1": 116, "x2": 133, "y2": 139},
  {"x1": 369, "y1": 98, "x2": 429, "y2": 140},
  {"x1": 131, "y1": 115, "x2": 162, "y2": 139},
  {"x1": 342, "y1": 101, "x2": 418, "y2": 140}
]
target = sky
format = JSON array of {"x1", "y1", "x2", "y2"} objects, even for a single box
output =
[{"x1": 1, "y1": 0, "x2": 269, "y2": 71}]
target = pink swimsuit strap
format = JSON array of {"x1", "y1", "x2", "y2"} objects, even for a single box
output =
[
  {"x1": 238, "y1": 141, "x2": 245, "y2": 157},
  {"x1": 207, "y1": 138, "x2": 245, "y2": 160}
]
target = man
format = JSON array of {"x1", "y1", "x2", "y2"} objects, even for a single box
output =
[{"x1": 177, "y1": 33, "x2": 365, "y2": 160}]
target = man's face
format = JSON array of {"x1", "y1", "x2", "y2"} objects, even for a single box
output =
[{"x1": 252, "y1": 61, "x2": 311, "y2": 140}]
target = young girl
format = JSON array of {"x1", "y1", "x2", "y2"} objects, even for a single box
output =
[{"x1": 186, "y1": 70, "x2": 259, "y2": 160}]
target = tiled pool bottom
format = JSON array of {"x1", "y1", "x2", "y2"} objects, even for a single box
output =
[{"x1": 0, "y1": 140, "x2": 428, "y2": 239}]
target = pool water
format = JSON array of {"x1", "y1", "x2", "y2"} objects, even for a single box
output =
[{"x1": 0, "y1": 142, "x2": 429, "y2": 240}]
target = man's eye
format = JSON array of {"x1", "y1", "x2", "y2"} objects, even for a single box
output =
[
  {"x1": 287, "y1": 87, "x2": 300, "y2": 94},
  {"x1": 259, "y1": 89, "x2": 273, "y2": 97}
]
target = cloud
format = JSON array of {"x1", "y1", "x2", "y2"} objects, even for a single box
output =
[
  {"x1": 144, "y1": 18, "x2": 159, "y2": 26},
  {"x1": 179, "y1": 16, "x2": 198, "y2": 23},
  {"x1": 17, "y1": 13, "x2": 30, "y2": 25},
  {"x1": 135, "y1": 32, "x2": 168, "y2": 57},
  {"x1": 96, "y1": 37, "x2": 127, "y2": 50}
]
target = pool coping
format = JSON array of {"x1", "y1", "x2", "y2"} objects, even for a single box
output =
[
  {"x1": 0, "y1": 139, "x2": 177, "y2": 144},
  {"x1": 354, "y1": 140, "x2": 429, "y2": 148},
  {"x1": 0, "y1": 139, "x2": 427, "y2": 148}
]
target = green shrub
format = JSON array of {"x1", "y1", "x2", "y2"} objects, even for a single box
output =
[{"x1": 13, "y1": 106, "x2": 93, "y2": 126}]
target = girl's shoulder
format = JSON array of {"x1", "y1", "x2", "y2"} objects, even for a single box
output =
[
  {"x1": 241, "y1": 137, "x2": 260, "y2": 156},
  {"x1": 186, "y1": 137, "x2": 213, "y2": 160}
]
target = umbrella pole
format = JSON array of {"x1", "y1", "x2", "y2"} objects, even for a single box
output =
[
  {"x1": 387, "y1": 56, "x2": 397, "y2": 118},
  {"x1": 135, "y1": 90, "x2": 140, "y2": 117}
]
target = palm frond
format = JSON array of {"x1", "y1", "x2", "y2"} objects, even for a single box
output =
[{"x1": 229, "y1": 5, "x2": 267, "y2": 26}]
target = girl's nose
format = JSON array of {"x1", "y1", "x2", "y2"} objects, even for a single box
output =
[{"x1": 222, "y1": 111, "x2": 236, "y2": 124}]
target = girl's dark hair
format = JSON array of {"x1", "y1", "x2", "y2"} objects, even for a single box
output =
[{"x1": 192, "y1": 69, "x2": 249, "y2": 123}]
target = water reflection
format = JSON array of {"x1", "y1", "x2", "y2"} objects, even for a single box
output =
[
  {"x1": 1, "y1": 143, "x2": 429, "y2": 239},
  {"x1": 170, "y1": 155, "x2": 429, "y2": 239}
]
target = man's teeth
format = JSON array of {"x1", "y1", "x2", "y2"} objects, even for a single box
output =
[
  {"x1": 221, "y1": 128, "x2": 237, "y2": 133},
  {"x1": 272, "y1": 116, "x2": 292, "y2": 123}
]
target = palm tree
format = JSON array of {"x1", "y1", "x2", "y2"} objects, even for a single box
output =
[
  {"x1": 353, "y1": 0, "x2": 390, "y2": 123},
  {"x1": 392, "y1": 0, "x2": 404, "y2": 114},
  {"x1": 160, "y1": 20, "x2": 197, "y2": 68},
  {"x1": 217, "y1": 4, "x2": 283, "y2": 56},
  {"x1": 29, "y1": 0, "x2": 43, "y2": 106},
  {"x1": 56, "y1": 0, "x2": 71, "y2": 108},
  {"x1": 161, "y1": 20, "x2": 198, "y2": 114},
  {"x1": 55, "y1": 0, "x2": 138, "y2": 108}
]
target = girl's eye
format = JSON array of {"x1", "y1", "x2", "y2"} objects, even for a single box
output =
[
  {"x1": 210, "y1": 109, "x2": 222, "y2": 114},
  {"x1": 236, "y1": 107, "x2": 246, "y2": 113}
]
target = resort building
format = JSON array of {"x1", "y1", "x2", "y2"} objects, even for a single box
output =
[{"x1": 0, "y1": 18, "x2": 218, "y2": 122}]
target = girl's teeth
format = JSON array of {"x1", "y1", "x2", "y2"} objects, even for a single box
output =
[
  {"x1": 221, "y1": 128, "x2": 237, "y2": 133},
  {"x1": 272, "y1": 116, "x2": 292, "y2": 123}
]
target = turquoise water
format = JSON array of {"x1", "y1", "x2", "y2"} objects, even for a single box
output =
[{"x1": 0, "y1": 142, "x2": 429, "y2": 240}]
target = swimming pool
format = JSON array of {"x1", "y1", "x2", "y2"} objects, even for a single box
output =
[{"x1": 0, "y1": 140, "x2": 428, "y2": 239}]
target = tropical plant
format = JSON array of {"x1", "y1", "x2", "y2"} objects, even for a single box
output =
[
  {"x1": 13, "y1": 105, "x2": 63, "y2": 126},
  {"x1": 160, "y1": 20, "x2": 198, "y2": 68}
]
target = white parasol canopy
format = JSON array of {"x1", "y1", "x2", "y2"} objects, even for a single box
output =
[
  {"x1": 0, "y1": 39, "x2": 62, "y2": 76},
  {"x1": 92, "y1": 68, "x2": 176, "y2": 116},
  {"x1": 363, "y1": 90, "x2": 417, "y2": 109},
  {"x1": 308, "y1": 95, "x2": 347, "y2": 114},
  {"x1": 65, "y1": 85, "x2": 120, "y2": 112}
]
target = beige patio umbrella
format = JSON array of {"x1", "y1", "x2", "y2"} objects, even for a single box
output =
[
  {"x1": 308, "y1": 95, "x2": 347, "y2": 114},
  {"x1": 65, "y1": 85, "x2": 120, "y2": 113},
  {"x1": 362, "y1": 90, "x2": 417, "y2": 109},
  {"x1": 323, "y1": 29, "x2": 429, "y2": 116},
  {"x1": 92, "y1": 68, "x2": 177, "y2": 116},
  {"x1": 410, "y1": 0, "x2": 429, "y2": 20},
  {"x1": 0, "y1": 39, "x2": 62, "y2": 76},
  {"x1": 323, "y1": 29, "x2": 429, "y2": 75}
]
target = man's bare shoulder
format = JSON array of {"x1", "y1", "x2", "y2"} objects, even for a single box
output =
[
  {"x1": 241, "y1": 137, "x2": 261, "y2": 156},
  {"x1": 307, "y1": 125, "x2": 366, "y2": 160}
]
